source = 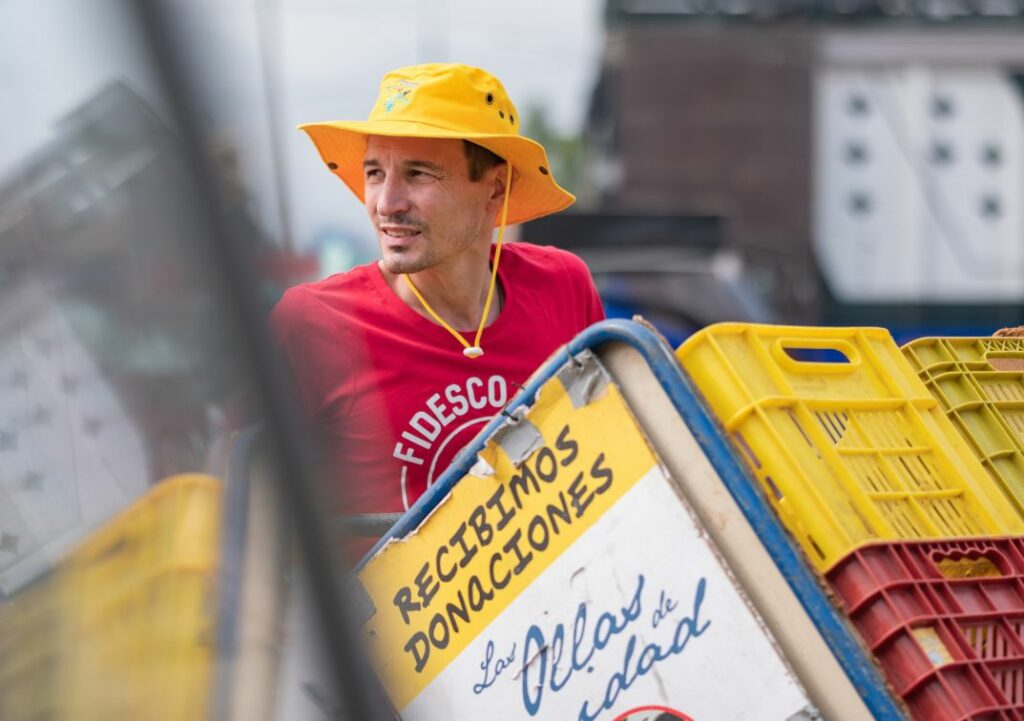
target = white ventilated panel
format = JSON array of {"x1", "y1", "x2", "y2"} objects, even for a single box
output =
[
  {"x1": 922, "y1": 71, "x2": 1024, "y2": 300},
  {"x1": 0, "y1": 287, "x2": 148, "y2": 595},
  {"x1": 814, "y1": 63, "x2": 1024, "y2": 302},
  {"x1": 814, "y1": 67, "x2": 920, "y2": 300}
]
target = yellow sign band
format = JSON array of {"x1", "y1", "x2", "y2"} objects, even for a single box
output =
[{"x1": 358, "y1": 376, "x2": 657, "y2": 710}]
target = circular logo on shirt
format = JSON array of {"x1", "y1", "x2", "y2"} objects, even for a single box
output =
[{"x1": 393, "y1": 374, "x2": 511, "y2": 509}]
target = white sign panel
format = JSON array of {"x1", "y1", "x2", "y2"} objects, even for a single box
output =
[{"x1": 357, "y1": 355, "x2": 816, "y2": 720}]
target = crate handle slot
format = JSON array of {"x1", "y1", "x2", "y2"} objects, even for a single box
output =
[
  {"x1": 984, "y1": 350, "x2": 1024, "y2": 373},
  {"x1": 89, "y1": 535, "x2": 134, "y2": 564},
  {"x1": 772, "y1": 338, "x2": 861, "y2": 374},
  {"x1": 932, "y1": 551, "x2": 1005, "y2": 579}
]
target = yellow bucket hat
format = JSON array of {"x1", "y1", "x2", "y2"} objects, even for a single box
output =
[{"x1": 298, "y1": 63, "x2": 575, "y2": 226}]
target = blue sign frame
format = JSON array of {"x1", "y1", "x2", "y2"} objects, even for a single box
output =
[{"x1": 361, "y1": 319, "x2": 906, "y2": 720}]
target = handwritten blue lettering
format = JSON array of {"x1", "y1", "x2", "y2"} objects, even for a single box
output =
[
  {"x1": 578, "y1": 578, "x2": 709, "y2": 721},
  {"x1": 651, "y1": 589, "x2": 678, "y2": 629},
  {"x1": 518, "y1": 575, "x2": 711, "y2": 720},
  {"x1": 520, "y1": 575, "x2": 645, "y2": 715},
  {"x1": 472, "y1": 640, "x2": 516, "y2": 694}
]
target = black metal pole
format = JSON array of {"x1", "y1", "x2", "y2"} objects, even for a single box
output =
[{"x1": 128, "y1": 2, "x2": 385, "y2": 718}]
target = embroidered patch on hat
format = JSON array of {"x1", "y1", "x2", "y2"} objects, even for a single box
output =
[{"x1": 383, "y1": 80, "x2": 418, "y2": 112}]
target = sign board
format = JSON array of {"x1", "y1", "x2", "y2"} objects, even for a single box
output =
[{"x1": 357, "y1": 352, "x2": 817, "y2": 720}]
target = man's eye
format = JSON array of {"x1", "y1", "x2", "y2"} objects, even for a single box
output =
[{"x1": 365, "y1": 168, "x2": 383, "y2": 181}]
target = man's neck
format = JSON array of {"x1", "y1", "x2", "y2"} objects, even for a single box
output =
[{"x1": 380, "y1": 243, "x2": 501, "y2": 331}]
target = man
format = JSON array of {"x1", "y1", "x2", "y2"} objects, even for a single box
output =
[{"x1": 271, "y1": 63, "x2": 604, "y2": 528}]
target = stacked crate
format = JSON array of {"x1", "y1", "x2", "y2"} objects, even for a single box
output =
[
  {"x1": 902, "y1": 336, "x2": 1024, "y2": 521},
  {"x1": 677, "y1": 324, "x2": 1024, "y2": 721}
]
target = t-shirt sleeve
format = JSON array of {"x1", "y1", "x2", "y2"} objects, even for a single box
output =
[
  {"x1": 558, "y1": 248, "x2": 605, "y2": 328},
  {"x1": 268, "y1": 287, "x2": 353, "y2": 425},
  {"x1": 581, "y1": 265, "x2": 605, "y2": 326}
]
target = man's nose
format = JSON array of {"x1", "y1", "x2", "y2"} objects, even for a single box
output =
[{"x1": 373, "y1": 175, "x2": 412, "y2": 218}]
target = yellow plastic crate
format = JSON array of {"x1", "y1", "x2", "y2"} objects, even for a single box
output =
[
  {"x1": 65, "y1": 472, "x2": 220, "y2": 573},
  {"x1": 676, "y1": 323, "x2": 1024, "y2": 571},
  {"x1": 0, "y1": 473, "x2": 221, "y2": 721},
  {"x1": 0, "y1": 577, "x2": 61, "y2": 721},
  {"x1": 61, "y1": 473, "x2": 221, "y2": 721},
  {"x1": 63, "y1": 567, "x2": 217, "y2": 721},
  {"x1": 902, "y1": 336, "x2": 1024, "y2": 521}
]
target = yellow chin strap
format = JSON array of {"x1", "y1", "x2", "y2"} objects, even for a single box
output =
[{"x1": 403, "y1": 168, "x2": 512, "y2": 359}]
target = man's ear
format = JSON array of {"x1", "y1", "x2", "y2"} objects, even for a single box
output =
[{"x1": 488, "y1": 163, "x2": 511, "y2": 202}]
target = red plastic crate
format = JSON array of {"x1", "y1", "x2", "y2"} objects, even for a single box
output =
[{"x1": 827, "y1": 538, "x2": 1024, "y2": 720}]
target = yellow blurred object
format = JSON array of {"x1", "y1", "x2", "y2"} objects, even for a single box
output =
[
  {"x1": 0, "y1": 578, "x2": 61, "y2": 721},
  {"x1": 676, "y1": 323, "x2": 1024, "y2": 572},
  {"x1": 0, "y1": 474, "x2": 222, "y2": 721}
]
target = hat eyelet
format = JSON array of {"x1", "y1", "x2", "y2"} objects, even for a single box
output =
[
  {"x1": 499, "y1": 110, "x2": 505, "y2": 119},
  {"x1": 485, "y1": 93, "x2": 494, "y2": 105},
  {"x1": 510, "y1": 115, "x2": 515, "y2": 125},
  {"x1": 539, "y1": 166, "x2": 549, "y2": 175},
  {"x1": 327, "y1": 162, "x2": 338, "y2": 170}
]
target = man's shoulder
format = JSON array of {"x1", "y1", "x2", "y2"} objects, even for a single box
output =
[
  {"x1": 277, "y1": 263, "x2": 375, "y2": 309},
  {"x1": 504, "y1": 242, "x2": 589, "y2": 277},
  {"x1": 270, "y1": 262, "x2": 376, "y2": 333}
]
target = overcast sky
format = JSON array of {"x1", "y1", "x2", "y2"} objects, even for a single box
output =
[{"x1": 0, "y1": 0, "x2": 604, "y2": 252}]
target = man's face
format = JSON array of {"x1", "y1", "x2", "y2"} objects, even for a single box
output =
[{"x1": 363, "y1": 136, "x2": 497, "y2": 275}]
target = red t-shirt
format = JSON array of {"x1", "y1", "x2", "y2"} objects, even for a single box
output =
[{"x1": 270, "y1": 242, "x2": 604, "y2": 517}]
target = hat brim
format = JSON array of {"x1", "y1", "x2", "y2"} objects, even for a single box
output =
[{"x1": 299, "y1": 119, "x2": 575, "y2": 226}]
